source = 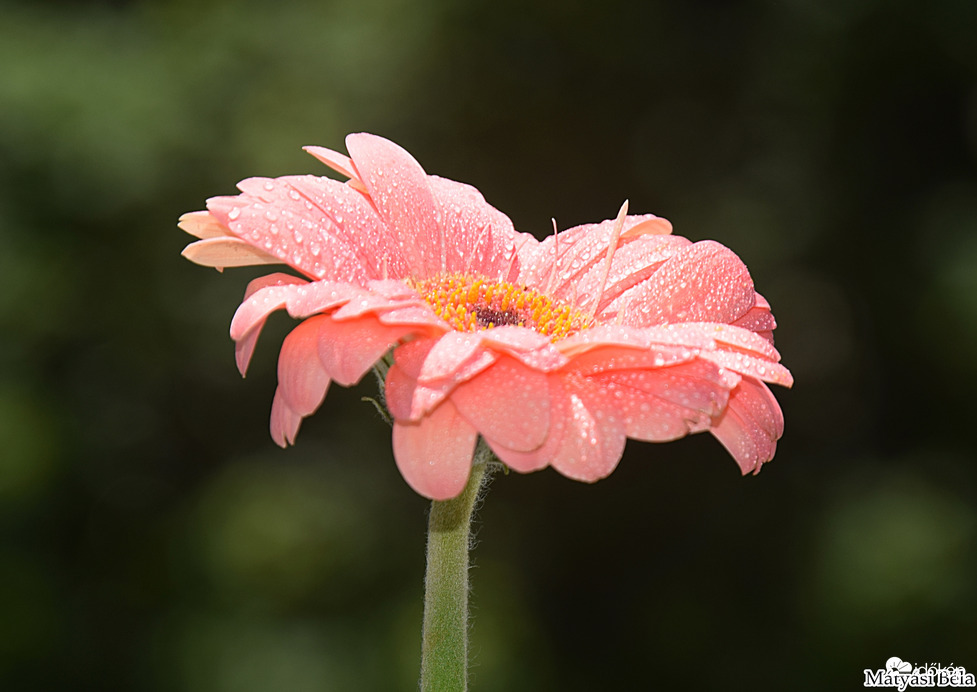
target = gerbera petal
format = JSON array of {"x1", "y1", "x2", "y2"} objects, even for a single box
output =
[
  {"x1": 303, "y1": 145, "x2": 358, "y2": 183},
  {"x1": 591, "y1": 235, "x2": 692, "y2": 316},
  {"x1": 232, "y1": 273, "x2": 309, "y2": 375},
  {"x1": 345, "y1": 133, "x2": 442, "y2": 278},
  {"x1": 270, "y1": 386, "x2": 303, "y2": 447},
  {"x1": 451, "y1": 356, "x2": 550, "y2": 452},
  {"x1": 392, "y1": 400, "x2": 478, "y2": 500},
  {"x1": 316, "y1": 315, "x2": 410, "y2": 386},
  {"x1": 427, "y1": 176, "x2": 521, "y2": 279},
  {"x1": 486, "y1": 374, "x2": 567, "y2": 473},
  {"x1": 207, "y1": 191, "x2": 370, "y2": 282},
  {"x1": 518, "y1": 214, "x2": 672, "y2": 297},
  {"x1": 275, "y1": 175, "x2": 409, "y2": 279},
  {"x1": 277, "y1": 316, "x2": 331, "y2": 416},
  {"x1": 479, "y1": 326, "x2": 568, "y2": 371},
  {"x1": 181, "y1": 236, "x2": 281, "y2": 269},
  {"x1": 619, "y1": 240, "x2": 757, "y2": 327},
  {"x1": 595, "y1": 361, "x2": 730, "y2": 442},
  {"x1": 418, "y1": 332, "x2": 490, "y2": 382},
  {"x1": 178, "y1": 210, "x2": 232, "y2": 239},
  {"x1": 385, "y1": 337, "x2": 497, "y2": 421},
  {"x1": 549, "y1": 381, "x2": 627, "y2": 482},
  {"x1": 565, "y1": 343, "x2": 698, "y2": 377},
  {"x1": 710, "y1": 379, "x2": 784, "y2": 474},
  {"x1": 704, "y1": 350, "x2": 794, "y2": 387}
]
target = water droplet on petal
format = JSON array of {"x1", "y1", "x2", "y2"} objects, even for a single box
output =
[{"x1": 228, "y1": 207, "x2": 241, "y2": 220}]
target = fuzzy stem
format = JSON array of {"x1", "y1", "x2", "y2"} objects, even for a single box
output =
[{"x1": 420, "y1": 445, "x2": 493, "y2": 692}]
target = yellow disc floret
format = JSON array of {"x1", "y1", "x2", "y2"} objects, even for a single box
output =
[{"x1": 410, "y1": 273, "x2": 592, "y2": 341}]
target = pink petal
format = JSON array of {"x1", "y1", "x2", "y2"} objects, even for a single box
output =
[
  {"x1": 518, "y1": 214, "x2": 675, "y2": 301},
  {"x1": 591, "y1": 235, "x2": 692, "y2": 316},
  {"x1": 178, "y1": 211, "x2": 231, "y2": 239},
  {"x1": 710, "y1": 379, "x2": 785, "y2": 474},
  {"x1": 486, "y1": 374, "x2": 567, "y2": 473},
  {"x1": 549, "y1": 381, "x2": 627, "y2": 482},
  {"x1": 276, "y1": 316, "x2": 331, "y2": 416},
  {"x1": 479, "y1": 327, "x2": 568, "y2": 371},
  {"x1": 232, "y1": 273, "x2": 309, "y2": 375},
  {"x1": 207, "y1": 190, "x2": 370, "y2": 282},
  {"x1": 345, "y1": 133, "x2": 442, "y2": 278},
  {"x1": 703, "y1": 350, "x2": 794, "y2": 387},
  {"x1": 303, "y1": 145, "x2": 358, "y2": 182},
  {"x1": 619, "y1": 240, "x2": 756, "y2": 327},
  {"x1": 316, "y1": 315, "x2": 410, "y2": 386},
  {"x1": 274, "y1": 175, "x2": 409, "y2": 279},
  {"x1": 558, "y1": 323, "x2": 714, "y2": 358},
  {"x1": 418, "y1": 332, "x2": 490, "y2": 381},
  {"x1": 392, "y1": 400, "x2": 478, "y2": 500},
  {"x1": 181, "y1": 236, "x2": 280, "y2": 269},
  {"x1": 594, "y1": 360, "x2": 730, "y2": 442},
  {"x1": 427, "y1": 176, "x2": 521, "y2": 278},
  {"x1": 270, "y1": 386, "x2": 303, "y2": 447},
  {"x1": 565, "y1": 343, "x2": 698, "y2": 377},
  {"x1": 384, "y1": 337, "x2": 497, "y2": 421},
  {"x1": 450, "y1": 356, "x2": 551, "y2": 452}
]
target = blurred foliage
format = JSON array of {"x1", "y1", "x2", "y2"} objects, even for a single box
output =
[{"x1": 2, "y1": 0, "x2": 976, "y2": 689}]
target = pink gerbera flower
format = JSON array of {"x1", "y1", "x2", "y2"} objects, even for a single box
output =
[{"x1": 180, "y1": 133, "x2": 792, "y2": 500}]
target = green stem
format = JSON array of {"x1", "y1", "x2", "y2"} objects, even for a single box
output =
[{"x1": 420, "y1": 444, "x2": 493, "y2": 692}]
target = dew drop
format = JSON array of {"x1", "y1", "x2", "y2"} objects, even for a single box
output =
[
  {"x1": 263, "y1": 180, "x2": 275, "y2": 191},
  {"x1": 228, "y1": 207, "x2": 241, "y2": 220},
  {"x1": 270, "y1": 224, "x2": 279, "y2": 235},
  {"x1": 288, "y1": 189, "x2": 301, "y2": 200}
]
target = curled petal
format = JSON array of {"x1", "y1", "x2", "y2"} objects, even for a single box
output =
[
  {"x1": 270, "y1": 386, "x2": 303, "y2": 447},
  {"x1": 710, "y1": 379, "x2": 785, "y2": 474},
  {"x1": 393, "y1": 400, "x2": 478, "y2": 500},
  {"x1": 233, "y1": 273, "x2": 309, "y2": 375}
]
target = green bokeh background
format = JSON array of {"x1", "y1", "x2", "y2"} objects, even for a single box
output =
[{"x1": 2, "y1": 0, "x2": 977, "y2": 689}]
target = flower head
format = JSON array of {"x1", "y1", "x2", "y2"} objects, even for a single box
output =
[{"x1": 181, "y1": 133, "x2": 792, "y2": 499}]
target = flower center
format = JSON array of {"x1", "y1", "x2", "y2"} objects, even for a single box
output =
[{"x1": 411, "y1": 273, "x2": 591, "y2": 340}]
